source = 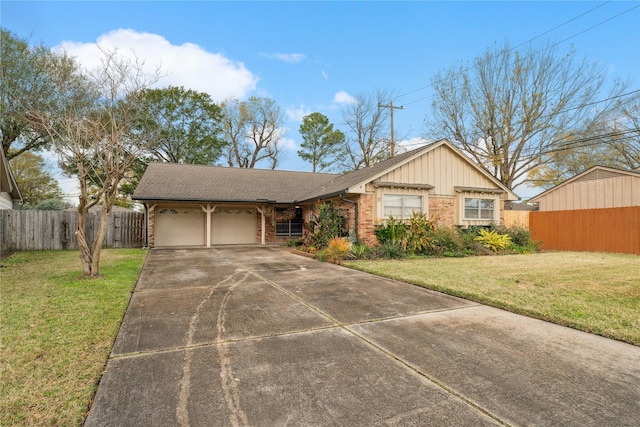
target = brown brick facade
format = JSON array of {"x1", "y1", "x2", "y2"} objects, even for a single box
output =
[{"x1": 429, "y1": 196, "x2": 455, "y2": 227}]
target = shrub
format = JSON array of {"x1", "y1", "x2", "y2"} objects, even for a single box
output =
[
  {"x1": 303, "y1": 203, "x2": 347, "y2": 249},
  {"x1": 474, "y1": 229, "x2": 512, "y2": 252},
  {"x1": 375, "y1": 241, "x2": 406, "y2": 259},
  {"x1": 374, "y1": 215, "x2": 406, "y2": 247},
  {"x1": 426, "y1": 226, "x2": 464, "y2": 256},
  {"x1": 349, "y1": 242, "x2": 370, "y2": 259},
  {"x1": 405, "y1": 212, "x2": 437, "y2": 254},
  {"x1": 323, "y1": 237, "x2": 351, "y2": 262}
]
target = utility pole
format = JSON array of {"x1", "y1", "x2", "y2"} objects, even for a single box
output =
[{"x1": 378, "y1": 100, "x2": 403, "y2": 157}]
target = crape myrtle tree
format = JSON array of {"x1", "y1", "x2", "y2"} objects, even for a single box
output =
[
  {"x1": 426, "y1": 41, "x2": 628, "y2": 190},
  {"x1": 221, "y1": 97, "x2": 285, "y2": 169},
  {"x1": 297, "y1": 112, "x2": 345, "y2": 172},
  {"x1": 340, "y1": 90, "x2": 395, "y2": 171},
  {"x1": 25, "y1": 48, "x2": 161, "y2": 277},
  {"x1": 1, "y1": 29, "x2": 87, "y2": 160}
]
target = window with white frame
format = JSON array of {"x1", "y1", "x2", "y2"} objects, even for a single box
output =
[
  {"x1": 383, "y1": 195, "x2": 423, "y2": 219},
  {"x1": 464, "y1": 198, "x2": 495, "y2": 220}
]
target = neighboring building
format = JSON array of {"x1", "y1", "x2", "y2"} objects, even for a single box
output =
[
  {"x1": 529, "y1": 166, "x2": 640, "y2": 211},
  {"x1": 133, "y1": 139, "x2": 519, "y2": 248},
  {"x1": 0, "y1": 149, "x2": 22, "y2": 209}
]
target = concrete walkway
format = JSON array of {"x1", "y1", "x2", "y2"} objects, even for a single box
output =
[{"x1": 85, "y1": 247, "x2": 640, "y2": 426}]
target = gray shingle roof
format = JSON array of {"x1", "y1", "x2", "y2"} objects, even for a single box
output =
[
  {"x1": 133, "y1": 163, "x2": 338, "y2": 203},
  {"x1": 133, "y1": 140, "x2": 449, "y2": 204}
]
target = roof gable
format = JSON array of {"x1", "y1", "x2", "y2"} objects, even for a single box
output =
[
  {"x1": 529, "y1": 166, "x2": 640, "y2": 202},
  {"x1": 300, "y1": 139, "x2": 518, "y2": 201},
  {"x1": 0, "y1": 149, "x2": 22, "y2": 201}
]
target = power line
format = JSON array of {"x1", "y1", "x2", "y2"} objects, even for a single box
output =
[{"x1": 395, "y1": 1, "x2": 637, "y2": 108}]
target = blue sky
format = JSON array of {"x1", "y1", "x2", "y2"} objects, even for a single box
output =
[{"x1": 3, "y1": 1, "x2": 639, "y2": 199}]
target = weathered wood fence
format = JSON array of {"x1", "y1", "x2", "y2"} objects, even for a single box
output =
[
  {"x1": 529, "y1": 207, "x2": 640, "y2": 255},
  {"x1": 0, "y1": 210, "x2": 145, "y2": 252}
]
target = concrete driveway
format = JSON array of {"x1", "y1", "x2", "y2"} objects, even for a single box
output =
[{"x1": 85, "y1": 247, "x2": 640, "y2": 426}]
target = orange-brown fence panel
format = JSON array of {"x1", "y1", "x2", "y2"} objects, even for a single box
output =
[{"x1": 530, "y1": 207, "x2": 640, "y2": 255}]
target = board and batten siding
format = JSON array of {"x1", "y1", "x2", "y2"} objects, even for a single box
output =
[
  {"x1": 536, "y1": 175, "x2": 640, "y2": 211},
  {"x1": 374, "y1": 145, "x2": 499, "y2": 196},
  {"x1": 368, "y1": 145, "x2": 510, "y2": 226}
]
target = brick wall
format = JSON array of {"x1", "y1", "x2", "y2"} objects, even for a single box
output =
[{"x1": 429, "y1": 196, "x2": 455, "y2": 227}]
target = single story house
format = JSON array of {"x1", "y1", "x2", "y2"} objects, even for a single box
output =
[
  {"x1": 529, "y1": 166, "x2": 640, "y2": 211},
  {"x1": 0, "y1": 149, "x2": 22, "y2": 210},
  {"x1": 133, "y1": 139, "x2": 519, "y2": 248}
]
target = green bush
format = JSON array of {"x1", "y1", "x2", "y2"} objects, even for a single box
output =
[
  {"x1": 426, "y1": 226, "x2": 463, "y2": 256},
  {"x1": 374, "y1": 214, "x2": 406, "y2": 246},
  {"x1": 374, "y1": 241, "x2": 405, "y2": 259},
  {"x1": 349, "y1": 242, "x2": 370, "y2": 259},
  {"x1": 303, "y1": 203, "x2": 347, "y2": 249},
  {"x1": 405, "y1": 212, "x2": 437, "y2": 254}
]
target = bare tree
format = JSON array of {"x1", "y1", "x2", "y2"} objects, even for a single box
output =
[
  {"x1": 221, "y1": 97, "x2": 285, "y2": 169},
  {"x1": 528, "y1": 93, "x2": 640, "y2": 188},
  {"x1": 426, "y1": 41, "x2": 628, "y2": 190},
  {"x1": 25, "y1": 49, "x2": 160, "y2": 276},
  {"x1": 340, "y1": 90, "x2": 393, "y2": 171}
]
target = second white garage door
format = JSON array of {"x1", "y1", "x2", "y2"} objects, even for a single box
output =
[{"x1": 211, "y1": 208, "x2": 256, "y2": 244}]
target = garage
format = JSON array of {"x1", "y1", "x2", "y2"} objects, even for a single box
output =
[
  {"x1": 211, "y1": 207, "x2": 256, "y2": 244},
  {"x1": 155, "y1": 207, "x2": 205, "y2": 247}
]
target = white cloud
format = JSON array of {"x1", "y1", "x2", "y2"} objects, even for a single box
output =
[
  {"x1": 321, "y1": 70, "x2": 329, "y2": 80},
  {"x1": 333, "y1": 90, "x2": 357, "y2": 105},
  {"x1": 279, "y1": 136, "x2": 299, "y2": 152},
  {"x1": 286, "y1": 104, "x2": 312, "y2": 122},
  {"x1": 259, "y1": 52, "x2": 305, "y2": 63},
  {"x1": 396, "y1": 137, "x2": 432, "y2": 151},
  {"x1": 54, "y1": 29, "x2": 258, "y2": 102}
]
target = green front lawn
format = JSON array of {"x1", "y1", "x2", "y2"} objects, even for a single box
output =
[
  {"x1": 1, "y1": 249, "x2": 147, "y2": 426},
  {"x1": 344, "y1": 252, "x2": 640, "y2": 346}
]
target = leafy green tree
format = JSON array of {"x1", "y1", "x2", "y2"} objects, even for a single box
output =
[
  {"x1": 33, "y1": 198, "x2": 69, "y2": 210},
  {"x1": 9, "y1": 151, "x2": 64, "y2": 208},
  {"x1": 222, "y1": 97, "x2": 285, "y2": 169},
  {"x1": 0, "y1": 29, "x2": 87, "y2": 160},
  {"x1": 138, "y1": 86, "x2": 226, "y2": 164},
  {"x1": 426, "y1": 41, "x2": 628, "y2": 190},
  {"x1": 298, "y1": 112, "x2": 345, "y2": 172}
]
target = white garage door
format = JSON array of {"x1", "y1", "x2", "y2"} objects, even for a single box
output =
[
  {"x1": 156, "y1": 207, "x2": 205, "y2": 247},
  {"x1": 211, "y1": 208, "x2": 256, "y2": 244}
]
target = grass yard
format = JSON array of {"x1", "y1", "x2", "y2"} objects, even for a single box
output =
[
  {"x1": 344, "y1": 252, "x2": 640, "y2": 346},
  {"x1": 1, "y1": 249, "x2": 147, "y2": 426}
]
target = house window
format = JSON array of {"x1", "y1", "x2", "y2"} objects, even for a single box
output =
[
  {"x1": 275, "y1": 207, "x2": 303, "y2": 237},
  {"x1": 383, "y1": 195, "x2": 423, "y2": 219},
  {"x1": 464, "y1": 198, "x2": 495, "y2": 220}
]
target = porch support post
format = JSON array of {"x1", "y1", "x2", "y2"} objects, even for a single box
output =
[
  {"x1": 256, "y1": 206, "x2": 266, "y2": 246},
  {"x1": 201, "y1": 204, "x2": 216, "y2": 248}
]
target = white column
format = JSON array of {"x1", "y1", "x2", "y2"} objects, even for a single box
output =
[
  {"x1": 201, "y1": 204, "x2": 216, "y2": 247},
  {"x1": 256, "y1": 206, "x2": 266, "y2": 246}
]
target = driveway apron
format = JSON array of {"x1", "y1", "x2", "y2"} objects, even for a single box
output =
[{"x1": 85, "y1": 247, "x2": 640, "y2": 426}]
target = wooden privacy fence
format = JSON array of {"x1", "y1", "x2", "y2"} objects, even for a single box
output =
[
  {"x1": 0, "y1": 210, "x2": 145, "y2": 252},
  {"x1": 503, "y1": 210, "x2": 530, "y2": 228},
  {"x1": 529, "y1": 207, "x2": 640, "y2": 255}
]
